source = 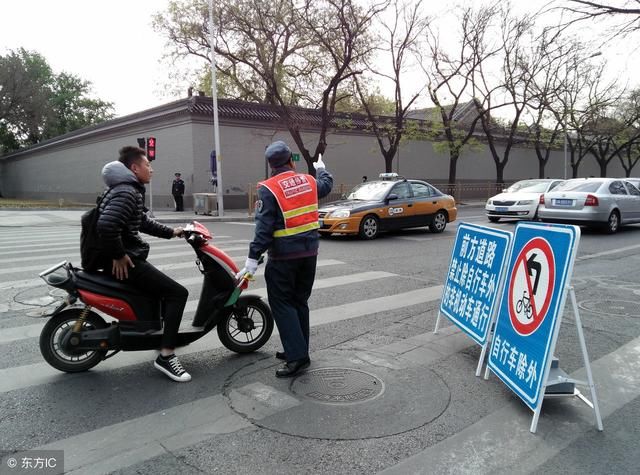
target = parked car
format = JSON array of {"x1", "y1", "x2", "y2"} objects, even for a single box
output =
[
  {"x1": 318, "y1": 173, "x2": 457, "y2": 239},
  {"x1": 485, "y1": 179, "x2": 564, "y2": 222},
  {"x1": 538, "y1": 178, "x2": 640, "y2": 233},
  {"x1": 625, "y1": 177, "x2": 640, "y2": 191}
]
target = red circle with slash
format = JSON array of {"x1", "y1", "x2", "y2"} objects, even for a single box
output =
[{"x1": 508, "y1": 237, "x2": 555, "y2": 336}]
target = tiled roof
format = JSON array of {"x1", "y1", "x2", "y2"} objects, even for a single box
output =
[{"x1": 188, "y1": 96, "x2": 387, "y2": 129}]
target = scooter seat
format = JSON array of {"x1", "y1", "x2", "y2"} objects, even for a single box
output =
[{"x1": 75, "y1": 270, "x2": 145, "y2": 296}]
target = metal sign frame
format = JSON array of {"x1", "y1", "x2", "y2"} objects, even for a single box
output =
[
  {"x1": 435, "y1": 222, "x2": 513, "y2": 376},
  {"x1": 485, "y1": 222, "x2": 602, "y2": 433}
]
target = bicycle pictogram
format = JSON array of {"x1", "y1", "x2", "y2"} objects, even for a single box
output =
[{"x1": 516, "y1": 290, "x2": 533, "y2": 320}]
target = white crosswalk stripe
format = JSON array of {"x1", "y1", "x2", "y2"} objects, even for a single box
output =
[{"x1": 0, "y1": 226, "x2": 447, "y2": 473}]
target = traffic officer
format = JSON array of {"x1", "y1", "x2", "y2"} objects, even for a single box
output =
[
  {"x1": 238, "y1": 141, "x2": 333, "y2": 377},
  {"x1": 171, "y1": 172, "x2": 185, "y2": 211}
]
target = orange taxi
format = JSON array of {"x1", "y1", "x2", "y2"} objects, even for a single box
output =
[{"x1": 318, "y1": 174, "x2": 458, "y2": 239}]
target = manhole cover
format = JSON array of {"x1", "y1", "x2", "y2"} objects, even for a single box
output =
[
  {"x1": 579, "y1": 299, "x2": 640, "y2": 318},
  {"x1": 291, "y1": 368, "x2": 384, "y2": 405}
]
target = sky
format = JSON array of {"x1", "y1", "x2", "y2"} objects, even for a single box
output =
[{"x1": 1, "y1": 0, "x2": 637, "y2": 118}]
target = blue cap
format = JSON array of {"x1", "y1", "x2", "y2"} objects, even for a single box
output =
[{"x1": 265, "y1": 141, "x2": 292, "y2": 168}]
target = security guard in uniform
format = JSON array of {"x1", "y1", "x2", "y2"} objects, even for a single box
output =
[{"x1": 238, "y1": 141, "x2": 333, "y2": 377}]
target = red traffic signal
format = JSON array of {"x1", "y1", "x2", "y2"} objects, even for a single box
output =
[{"x1": 147, "y1": 136, "x2": 156, "y2": 161}]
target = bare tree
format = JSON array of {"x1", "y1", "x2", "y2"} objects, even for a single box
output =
[
  {"x1": 471, "y1": 7, "x2": 545, "y2": 185},
  {"x1": 154, "y1": 0, "x2": 387, "y2": 175},
  {"x1": 562, "y1": 1, "x2": 640, "y2": 37},
  {"x1": 588, "y1": 88, "x2": 640, "y2": 176},
  {"x1": 353, "y1": 0, "x2": 429, "y2": 173},
  {"x1": 420, "y1": 5, "x2": 497, "y2": 188}
]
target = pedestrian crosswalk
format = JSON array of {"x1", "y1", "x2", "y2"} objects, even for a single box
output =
[{"x1": 0, "y1": 222, "x2": 447, "y2": 472}]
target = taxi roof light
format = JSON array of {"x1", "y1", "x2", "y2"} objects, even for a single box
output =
[{"x1": 379, "y1": 172, "x2": 405, "y2": 181}]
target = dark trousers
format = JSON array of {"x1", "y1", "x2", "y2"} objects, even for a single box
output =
[
  {"x1": 265, "y1": 256, "x2": 317, "y2": 362},
  {"x1": 111, "y1": 259, "x2": 188, "y2": 349},
  {"x1": 173, "y1": 194, "x2": 184, "y2": 211}
]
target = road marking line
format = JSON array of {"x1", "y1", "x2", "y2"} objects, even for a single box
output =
[
  {"x1": 380, "y1": 332, "x2": 640, "y2": 475},
  {"x1": 0, "y1": 237, "x2": 241, "y2": 255},
  {"x1": 0, "y1": 246, "x2": 251, "y2": 275},
  {"x1": 0, "y1": 270, "x2": 389, "y2": 345},
  {"x1": 577, "y1": 243, "x2": 640, "y2": 261},
  {"x1": 0, "y1": 283, "x2": 441, "y2": 394},
  {"x1": 34, "y1": 394, "x2": 252, "y2": 475}
]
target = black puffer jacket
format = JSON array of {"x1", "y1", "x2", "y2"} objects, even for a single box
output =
[{"x1": 96, "y1": 161, "x2": 173, "y2": 262}]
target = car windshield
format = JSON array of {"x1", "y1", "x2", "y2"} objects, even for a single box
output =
[
  {"x1": 553, "y1": 180, "x2": 603, "y2": 193},
  {"x1": 346, "y1": 181, "x2": 395, "y2": 201},
  {"x1": 505, "y1": 180, "x2": 550, "y2": 193}
]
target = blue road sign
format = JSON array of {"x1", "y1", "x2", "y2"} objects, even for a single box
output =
[
  {"x1": 488, "y1": 222, "x2": 580, "y2": 410},
  {"x1": 440, "y1": 223, "x2": 512, "y2": 345}
]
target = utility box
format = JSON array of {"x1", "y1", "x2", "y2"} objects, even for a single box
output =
[{"x1": 193, "y1": 193, "x2": 217, "y2": 215}]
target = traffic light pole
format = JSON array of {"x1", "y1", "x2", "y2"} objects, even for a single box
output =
[{"x1": 209, "y1": 0, "x2": 224, "y2": 216}]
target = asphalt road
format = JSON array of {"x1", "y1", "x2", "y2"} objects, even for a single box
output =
[{"x1": 0, "y1": 207, "x2": 639, "y2": 474}]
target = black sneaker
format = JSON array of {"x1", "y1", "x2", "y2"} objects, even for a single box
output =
[{"x1": 154, "y1": 354, "x2": 192, "y2": 382}]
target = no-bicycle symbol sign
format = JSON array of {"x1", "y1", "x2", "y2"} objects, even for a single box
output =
[
  {"x1": 508, "y1": 237, "x2": 555, "y2": 336},
  {"x1": 488, "y1": 222, "x2": 579, "y2": 410}
]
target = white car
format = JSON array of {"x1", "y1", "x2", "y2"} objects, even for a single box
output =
[{"x1": 485, "y1": 179, "x2": 564, "y2": 222}]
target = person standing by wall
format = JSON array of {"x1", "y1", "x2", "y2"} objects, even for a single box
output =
[
  {"x1": 172, "y1": 172, "x2": 185, "y2": 211},
  {"x1": 237, "y1": 141, "x2": 333, "y2": 378}
]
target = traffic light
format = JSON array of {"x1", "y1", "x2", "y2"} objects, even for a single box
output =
[
  {"x1": 147, "y1": 136, "x2": 156, "y2": 161},
  {"x1": 136, "y1": 137, "x2": 146, "y2": 149}
]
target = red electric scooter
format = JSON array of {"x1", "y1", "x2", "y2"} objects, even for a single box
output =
[{"x1": 38, "y1": 222, "x2": 273, "y2": 373}]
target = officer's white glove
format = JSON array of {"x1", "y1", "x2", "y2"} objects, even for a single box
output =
[
  {"x1": 235, "y1": 257, "x2": 259, "y2": 281},
  {"x1": 313, "y1": 153, "x2": 326, "y2": 171}
]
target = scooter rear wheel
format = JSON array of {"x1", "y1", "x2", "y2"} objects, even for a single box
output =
[
  {"x1": 39, "y1": 309, "x2": 108, "y2": 373},
  {"x1": 217, "y1": 298, "x2": 273, "y2": 353}
]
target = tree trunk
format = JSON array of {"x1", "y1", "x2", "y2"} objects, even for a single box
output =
[
  {"x1": 538, "y1": 160, "x2": 545, "y2": 179},
  {"x1": 496, "y1": 162, "x2": 505, "y2": 185},
  {"x1": 448, "y1": 150, "x2": 459, "y2": 185},
  {"x1": 599, "y1": 161, "x2": 607, "y2": 177},
  {"x1": 384, "y1": 154, "x2": 393, "y2": 173},
  {"x1": 572, "y1": 164, "x2": 579, "y2": 178}
]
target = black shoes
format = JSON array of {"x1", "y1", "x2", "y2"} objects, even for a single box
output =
[
  {"x1": 275, "y1": 351, "x2": 286, "y2": 360},
  {"x1": 276, "y1": 357, "x2": 310, "y2": 378},
  {"x1": 154, "y1": 354, "x2": 192, "y2": 382}
]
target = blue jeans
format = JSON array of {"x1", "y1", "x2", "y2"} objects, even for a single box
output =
[{"x1": 265, "y1": 256, "x2": 317, "y2": 362}]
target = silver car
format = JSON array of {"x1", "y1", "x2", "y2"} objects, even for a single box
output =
[
  {"x1": 625, "y1": 177, "x2": 640, "y2": 191},
  {"x1": 485, "y1": 179, "x2": 564, "y2": 222},
  {"x1": 538, "y1": 178, "x2": 640, "y2": 233}
]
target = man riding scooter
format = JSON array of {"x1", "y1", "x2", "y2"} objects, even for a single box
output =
[{"x1": 94, "y1": 146, "x2": 191, "y2": 382}]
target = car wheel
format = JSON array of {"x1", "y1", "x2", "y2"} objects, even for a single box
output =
[
  {"x1": 488, "y1": 216, "x2": 500, "y2": 223},
  {"x1": 429, "y1": 210, "x2": 448, "y2": 233},
  {"x1": 604, "y1": 210, "x2": 620, "y2": 234},
  {"x1": 358, "y1": 215, "x2": 379, "y2": 239}
]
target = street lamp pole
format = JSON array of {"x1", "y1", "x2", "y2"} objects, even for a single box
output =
[
  {"x1": 208, "y1": 0, "x2": 224, "y2": 216},
  {"x1": 563, "y1": 127, "x2": 568, "y2": 180}
]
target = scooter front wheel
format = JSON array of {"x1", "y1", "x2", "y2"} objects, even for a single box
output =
[
  {"x1": 218, "y1": 297, "x2": 273, "y2": 353},
  {"x1": 39, "y1": 309, "x2": 108, "y2": 373}
]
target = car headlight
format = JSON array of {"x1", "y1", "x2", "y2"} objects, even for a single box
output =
[
  {"x1": 329, "y1": 209, "x2": 350, "y2": 218},
  {"x1": 487, "y1": 200, "x2": 493, "y2": 205},
  {"x1": 516, "y1": 200, "x2": 534, "y2": 205}
]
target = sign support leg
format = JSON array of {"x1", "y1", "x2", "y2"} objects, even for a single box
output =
[
  {"x1": 569, "y1": 286, "x2": 604, "y2": 431},
  {"x1": 530, "y1": 398, "x2": 543, "y2": 433},
  {"x1": 476, "y1": 342, "x2": 488, "y2": 377},
  {"x1": 433, "y1": 310, "x2": 442, "y2": 334}
]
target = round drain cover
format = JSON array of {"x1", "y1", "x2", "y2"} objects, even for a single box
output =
[
  {"x1": 579, "y1": 299, "x2": 640, "y2": 318},
  {"x1": 225, "y1": 349, "x2": 451, "y2": 440},
  {"x1": 291, "y1": 368, "x2": 384, "y2": 405}
]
